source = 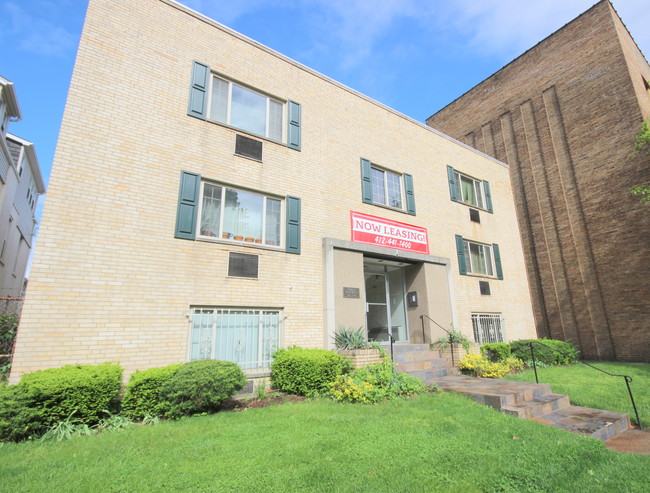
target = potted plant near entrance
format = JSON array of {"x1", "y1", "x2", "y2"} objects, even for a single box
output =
[
  {"x1": 431, "y1": 327, "x2": 476, "y2": 366},
  {"x1": 333, "y1": 326, "x2": 383, "y2": 369}
]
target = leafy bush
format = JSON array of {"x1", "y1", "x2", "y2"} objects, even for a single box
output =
[
  {"x1": 158, "y1": 360, "x2": 246, "y2": 419},
  {"x1": 271, "y1": 347, "x2": 349, "y2": 396},
  {"x1": 459, "y1": 353, "x2": 524, "y2": 379},
  {"x1": 121, "y1": 364, "x2": 182, "y2": 420},
  {"x1": 329, "y1": 359, "x2": 428, "y2": 403},
  {"x1": 432, "y1": 328, "x2": 471, "y2": 352},
  {"x1": 510, "y1": 339, "x2": 580, "y2": 366},
  {"x1": 333, "y1": 326, "x2": 369, "y2": 350},
  {"x1": 481, "y1": 342, "x2": 511, "y2": 362},
  {"x1": 19, "y1": 363, "x2": 123, "y2": 427},
  {"x1": 0, "y1": 314, "x2": 19, "y2": 383},
  {"x1": 0, "y1": 363, "x2": 123, "y2": 442}
]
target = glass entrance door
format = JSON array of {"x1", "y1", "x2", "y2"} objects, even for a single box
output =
[{"x1": 364, "y1": 259, "x2": 408, "y2": 343}]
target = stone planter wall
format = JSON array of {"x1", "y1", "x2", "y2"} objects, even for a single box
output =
[
  {"x1": 337, "y1": 348, "x2": 383, "y2": 368},
  {"x1": 435, "y1": 343, "x2": 480, "y2": 366}
]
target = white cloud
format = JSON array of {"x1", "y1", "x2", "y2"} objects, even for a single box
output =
[{"x1": 2, "y1": 1, "x2": 76, "y2": 57}]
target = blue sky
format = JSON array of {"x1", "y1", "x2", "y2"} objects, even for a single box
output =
[{"x1": 2, "y1": 0, "x2": 649, "y2": 214}]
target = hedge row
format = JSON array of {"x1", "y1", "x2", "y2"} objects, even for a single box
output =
[
  {"x1": 0, "y1": 360, "x2": 247, "y2": 442},
  {"x1": 481, "y1": 339, "x2": 580, "y2": 366}
]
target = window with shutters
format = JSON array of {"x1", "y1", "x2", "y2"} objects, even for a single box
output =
[
  {"x1": 463, "y1": 240, "x2": 495, "y2": 277},
  {"x1": 198, "y1": 181, "x2": 282, "y2": 247},
  {"x1": 360, "y1": 158, "x2": 416, "y2": 215},
  {"x1": 188, "y1": 61, "x2": 301, "y2": 150},
  {"x1": 446, "y1": 166, "x2": 493, "y2": 213}
]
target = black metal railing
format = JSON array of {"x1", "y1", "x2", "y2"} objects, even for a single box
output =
[
  {"x1": 386, "y1": 332, "x2": 395, "y2": 360},
  {"x1": 420, "y1": 315, "x2": 458, "y2": 366},
  {"x1": 527, "y1": 340, "x2": 642, "y2": 430}
]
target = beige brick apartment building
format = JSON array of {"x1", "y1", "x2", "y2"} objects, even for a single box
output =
[
  {"x1": 10, "y1": 0, "x2": 536, "y2": 382},
  {"x1": 427, "y1": 1, "x2": 650, "y2": 362}
]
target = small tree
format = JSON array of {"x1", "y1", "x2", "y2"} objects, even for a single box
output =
[{"x1": 630, "y1": 118, "x2": 650, "y2": 204}]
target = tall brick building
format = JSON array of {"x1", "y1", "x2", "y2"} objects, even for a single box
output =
[{"x1": 427, "y1": 0, "x2": 650, "y2": 361}]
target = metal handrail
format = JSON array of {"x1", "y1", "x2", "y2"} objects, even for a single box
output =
[
  {"x1": 386, "y1": 332, "x2": 394, "y2": 361},
  {"x1": 527, "y1": 340, "x2": 642, "y2": 430},
  {"x1": 420, "y1": 315, "x2": 457, "y2": 366}
]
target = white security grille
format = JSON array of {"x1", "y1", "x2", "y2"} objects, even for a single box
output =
[
  {"x1": 472, "y1": 313, "x2": 505, "y2": 344},
  {"x1": 189, "y1": 308, "x2": 282, "y2": 370}
]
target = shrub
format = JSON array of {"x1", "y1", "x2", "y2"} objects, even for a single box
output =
[
  {"x1": 158, "y1": 360, "x2": 246, "y2": 419},
  {"x1": 0, "y1": 384, "x2": 44, "y2": 442},
  {"x1": 121, "y1": 364, "x2": 182, "y2": 420},
  {"x1": 510, "y1": 339, "x2": 580, "y2": 366},
  {"x1": 481, "y1": 342, "x2": 511, "y2": 362},
  {"x1": 0, "y1": 363, "x2": 123, "y2": 442},
  {"x1": 459, "y1": 353, "x2": 523, "y2": 379},
  {"x1": 18, "y1": 363, "x2": 123, "y2": 427},
  {"x1": 329, "y1": 359, "x2": 428, "y2": 403},
  {"x1": 432, "y1": 328, "x2": 471, "y2": 352},
  {"x1": 333, "y1": 326, "x2": 369, "y2": 350},
  {"x1": 271, "y1": 347, "x2": 348, "y2": 396}
]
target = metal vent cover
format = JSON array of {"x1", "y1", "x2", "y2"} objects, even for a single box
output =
[
  {"x1": 235, "y1": 134, "x2": 263, "y2": 161},
  {"x1": 469, "y1": 208, "x2": 480, "y2": 223},
  {"x1": 228, "y1": 252, "x2": 259, "y2": 279},
  {"x1": 479, "y1": 280, "x2": 491, "y2": 295}
]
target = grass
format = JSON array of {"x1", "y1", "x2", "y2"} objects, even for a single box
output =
[
  {"x1": 0, "y1": 392, "x2": 648, "y2": 492},
  {"x1": 504, "y1": 362, "x2": 650, "y2": 427}
]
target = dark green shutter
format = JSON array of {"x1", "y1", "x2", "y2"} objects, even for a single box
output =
[
  {"x1": 493, "y1": 243, "x2": 503, "y2": 280},
  {"x1": 287, "y1": 101, "x2": 301, "y2": 151},
  {"x1": 188, "y1": 61, "x2": 209, "y2": 120},
  {"x1": 360, "y1": 158, "x2": 372, "y2": 204},
  {"x1": 455, "y1": 235, "x2": 467, "y2": 275},
  {"x1": 286, "y1": 196, "x2": 301, "y2": 254},
  {"x1": 484, "y1": 180, "x2": 493, "y2": 213},
  {"x1": 175, "y1": 171, "x2": 201, "y2": 240},
  {"x1": 404, "y1": 173, "x2": 416, "y2": 215},
  {"x1": 447, "y1": 166, "x2": 457, "y2": 202}
]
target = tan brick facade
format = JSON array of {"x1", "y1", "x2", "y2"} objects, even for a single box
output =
[
  {"x1": 427, "y1": 0, "x2": 650, "y2": 361},
  {"x1": 10, "y1": 0, "x2": 536, "y2": 383}
]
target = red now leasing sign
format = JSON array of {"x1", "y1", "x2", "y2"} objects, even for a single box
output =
[{"x1": 350, "y1": 211, "x2": 429, "y2": 255}]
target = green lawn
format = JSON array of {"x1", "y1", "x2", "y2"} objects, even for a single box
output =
[
  {"x1": 504, "y1": 362, "x2": 650, "y2": 428},
  {"x1": 1, "y1": 392, "x2": 648, "y2": 492}
]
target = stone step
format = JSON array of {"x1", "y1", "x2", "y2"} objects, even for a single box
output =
[
  {"x1": 533, "y1": 405, "x2": 630, "y2": 441},
  {"x1": 502, "y1": 393, "x2": 570, "y2": 419},
  {"x1": 390, "y1": 343, "x2": 430, "y2": 354},
  {"x1": 394, "y1": 350, "x2": 448, "y2": 364},
  {"x1": 407, "y1": 367, "x2": 460, "y2": 380},
  {"x1": 396, "y1": 358, "x2": 454, "y2": 372},
  {"x1": 432, "y1": 376, "x2": 553, "y2": 408}
]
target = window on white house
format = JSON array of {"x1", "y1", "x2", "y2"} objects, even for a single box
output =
[
  {"x1": 463, "y1": 240, "x2": 494, "y2": 276},
  {"x1": 472, "y1": 313, "x2": 505, "y2": 344},
  {"x1": 209, "y1": 76, "x2": 283, "y2": 141},
  {"x1": 189, "y1": 307, "x2": 282, "y2": 370},
  {"x1": 454, "y1": 171, "x2": 484, "y2": 209},
  {"x1": 371, "y1": 166, "x2": 403, "y2": 209},
  {"x1": 198, "y1": 182, "x2": 282, "y2": 247}
]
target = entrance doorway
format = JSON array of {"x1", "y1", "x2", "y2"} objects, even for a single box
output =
[{"x1": 364, "y1": 258, "x2": 409, "y2": 343}]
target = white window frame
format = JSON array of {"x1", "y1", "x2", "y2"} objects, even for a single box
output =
[
  {"x1": 188, "y1": 307, "x2": 283, "y2": 371},
  {"x1": 207, "y1": 74, "x2": 285, "y2": 143},
  {"x1": 370, "y1": 165, "x2": 404, "y2": 210},
  {"x1": 463, "y1": 240, "x2": 495, "y2": 277},
  {"x1": 472, "y1": 313, "x2": 506, "y2": 344},
  {"x1": 454, "y1": 171, "x2": 485, "y2": 209},
  {"x1": 196, "y1": 181, "x2": 284, "y2": 249}
]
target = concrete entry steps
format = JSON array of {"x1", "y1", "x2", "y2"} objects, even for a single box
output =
[
  {"x1": 428, "y1": 375, "x2": 630, "y2": 441},
  {"x1": 392, "y1": 343, "x2": 460, "y2": 380}
]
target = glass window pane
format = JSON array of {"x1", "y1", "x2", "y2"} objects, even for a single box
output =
[
  {"x1": 461, "y1": 175, "x2": 476, "y2": 206},
  {"x1": 265, "y1": 198, "x2": 281, "y2": 246},
  {"x1": 386, "y1": 171, "x2": 402, "y2": 209},
  {"x1": 371, "y1": 168, "x2": 386, "y2": 205},
  {"x1": 200, "y1": 184, "x2": 222, "y2": 237},
  {"x1": 230, "y1": 84, "x2": 267, "y2": 136},
  {"x1": 470, "y1": 242, "x2": 486, "y2": 275},
  {"x1": 484, "y1": 246, "x2": 493, "y2": 276},
  {"x1": 223, "y1": 188, "x2": 263, "y2": 240},
  {"x1": 210, "y1": 77, "x2": 228, "y2": 124},
  {"x1": 268, "y1": 100, "x2": 283, "y2": 141},
  {"x1": 475, "y1": 181, "x2": 484, "y2": 209}
]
